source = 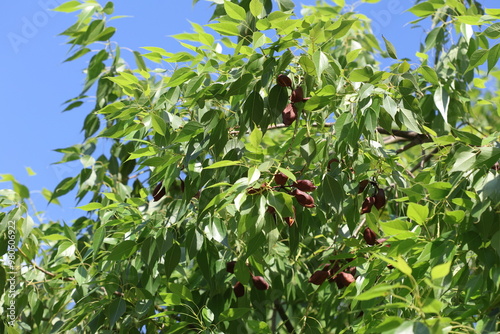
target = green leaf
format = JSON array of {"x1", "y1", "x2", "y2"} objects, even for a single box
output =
[
  {"x1": 92, "y1": 226, "x2": 106, "y2": 257},
  {"x1": 399, "y1": 107, "x2": 421, "y2": 133},
  {"x1": 248, "y1": 167, "x2": 261, "y2": 185},
  {"x1": 330, "y1": 20, "x2": 355, "y2": 39},
  {"x1": 164, "y1": 243, "x2": 181, "y2": 279},
  {"x1": 207, "y1": 22, "x2": 240, "y2": 36},
  {"x1": 219, "y1": 308, "x2": 252, "y2": 322},
  {"x1": 166, "y1": 68, "x2": 197, "y2": 87},
  {"x1": 41, "y1": 234, "x2": 69, "y2": 241},
  {"x1": 162, "y1": 293, "x2": 182, "y2": 306},
  {"x1": 103, "y1": 2, "x2": 114, "y2": 15},
  {"x1": 108, "y1": 240, "x2": 138, "y2": 261},
  {"x1": 277, "y1": 0, "x2": 295, "y2": 11},
  {"x1": 63, "y1": 100, "x2": 84, "y2": 112},
  {"x1": 456, "y1": 15, "x2": 482, "y2": 25},
  {"x1": 52, "y1": 177, "x2": 78, "y2": 200},
  {"x1": 205, "y1": 160, "x2": 242, "y2": 169},
  {"x1": 64, "y1": 48, "x2": 91, "y2": 62},
  {"x1": 451, "y1": 147, "x2": 476, "y2": 172},
  {"x1": 224, "y1": 1, "x2": 246, "y2": 21},
  {"x1": 349, "y1": 67, "x2": 373, "y2": 82},
  {"x1": 407, "y1": 203, "x2": 429, "y2": 225},
  {"x1": 227, "y1": 73, "x2": 254, "y2": 96},
  {"x1": 465, "y1": 49, "x2": 489, "y2": 73},
  {"x1": 431, "y1": 261, "x2": 452, "y2": 280},
  {"x1": 492, "y1": 231, "x2": 500, "y2": 258},
  {"x1": 133, "y1": 51, "x2": 147, "y2": 71},
  {"x1": 380, "y1": 219, "x2": 416, "y2": 239},
  {"x1": 250, "y1": 0, "x2": 264, "y2": 18},
  {"x1": 421, "y1": 298, "x2": 443, "y2": 314},
  {"x1": 299, "y1": 55, "x2": 316, "y2": 75},
  {"x1": 127, "y1": 146, "x2": 157, "y2": 160},
  {"x1": 169, "y1": 283, "x2": 194, "y2": 302},
  {"x1": 354, "y1": 283, "x2": 401, "y2": 301},
  {"x1": 42, "y1": 188, "x2": 60, "y2": 205},
  {"x1": 107, "y1": 298, "x2": 126, "y2": 328},
  {"x1": 300, "y1": 137, "x2": 317, "y2": 163},
  {"x1": 152, "y1": 114, "x2": 167, "y2": 136},
  {"x1": 244, "y1": 90, "x2": 264, "y2": 125},
  {"x1": 433, "y1": 86, "x2": 449, "y2": 123},
  {"x1": 372, "y1": 317, "x2": 404, "y2": 333},
  {"x1": 0, "y1": 266, "x2": 5, "y2": 300},
  {"x1": 426, "y1": 182, "x2": 452, "y2": 200},
  {"x1": 375, "y1": 254, "x2": 412, "y2": 276},
  {"x1": 76, "y1": 202, "x2": 103, "y2": 211},
  {"x1": 482, "y1": 23, "x2": 500, "y2": 39},
  {"x1": 418, "y1": 65, "x2": 439, "y2": 85},
  {"x1": 174, "y1": 121, "x2": 204, "y2": 143},
  {"x1": 267, "y1": 191, "x2": 294, "y2": 217},
  {"x1": 408, "y1": 2, "x2": 435, "y2": 17},
  {"x1": 268, "y1": 85, "x2": 289, "y2": 118},
  {"x1": 488, "y1": 43, "x2": 500, "y2": 74},
  {"x1": 53, "y1": 1, "x2": 82, "y2": 12},
  {"x1": 312, "y1": 51, "x2": 328, "y2": 78},
  {"x1": 473, "y1": 147, "x2": 500, "y2": 170},
  {"x1": 382, "y1": 35, "x2": 398, "y2": 59},
  {"x1": 304, "y1": 95, "x2": 333, "y2": 111}
]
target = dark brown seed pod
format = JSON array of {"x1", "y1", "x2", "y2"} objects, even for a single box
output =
[
  {"x1": 308, "y1": 270, "x2": 330, "y2": 285},
  {"x1": 346, "y1": 266, "x2": 357, "y2": 277},
  {"x1": 290, "y1": 86, "x2": 304, "y2": 103},
  {"x1": 282, "y1": 103, "x2": 297, "y2": 126},
  {"x1": 374, "y1": 188, "x2": 386, "y2": 210},
  {"x1": 335, "y1": 272, "x2": 355, "y2": 288},
  {"x1": 277, "y1": 74, "x2": 292, "y2": 87},
  {"x1": 293, "y1": 180, "x2": 317, "y2": 192},
  {"x1": 226, "y1": 261, "x2": 236, "y2": 274},
  {"x1": 153, "y1": 182, "x2": 166, "y2": 202},
  {"x1": 361, "y1": 196, "x2": 375, "y2": 214},
  {"x1": 327, "y1": 262, "x2": 341, "y2": 277},
  {"x1": 284, "y1": 217, "x2": 295, "y2": 227},
  {"x1": 291, "y1": 189, "x2": 315, "y2": 208},
  {"x1": 358, "y1": 180, "x2": 369, "y2": 194},
  {"x1": 363, "y1": 227, "x2": 377, "y2": 246},
  {"x1": 252, "y1": 276, "x2": 270, "y2": 290},
  {"x1": 233, "y1": 281, "x2": 245, "y2": 297},
  {"x1": 274, "y1": 172, "x2": 289, "y2": 186},
  {"x1": 266, "y1": 206, "x2": 276, "y2": 215}
]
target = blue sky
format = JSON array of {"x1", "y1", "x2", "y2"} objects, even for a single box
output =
[{"x1": 0, "y1": 0, "x2": 493, "y2": 224}]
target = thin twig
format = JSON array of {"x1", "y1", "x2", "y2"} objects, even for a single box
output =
[
  {"x1": 17, "y1": 247, "x2": 74, "y2": 282},
  {"x1": 410, "y1": 148, "x2": 440, "y2": 173}
]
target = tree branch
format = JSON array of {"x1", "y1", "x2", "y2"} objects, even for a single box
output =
[
  {"x1": 274, "y1": 299, "x2": 295, "y2": 333},
  {"x1": 384, "y1": 136, "x2": 410, "y2": 145},
  {"x1": 376, "y1": 127, "x2": 432, "y2": 142},
  {"x1": 229, "y1": 122, "x2": 335, "y2": 136}
]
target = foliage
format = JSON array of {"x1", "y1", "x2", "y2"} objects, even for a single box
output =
[{"x1": 1, "y1": 0, "x2": 500, "y2": 333}]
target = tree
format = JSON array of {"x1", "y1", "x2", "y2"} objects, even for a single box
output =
[{"x1": 1, "y1": 0, "x2": 500, "y2": 332}]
